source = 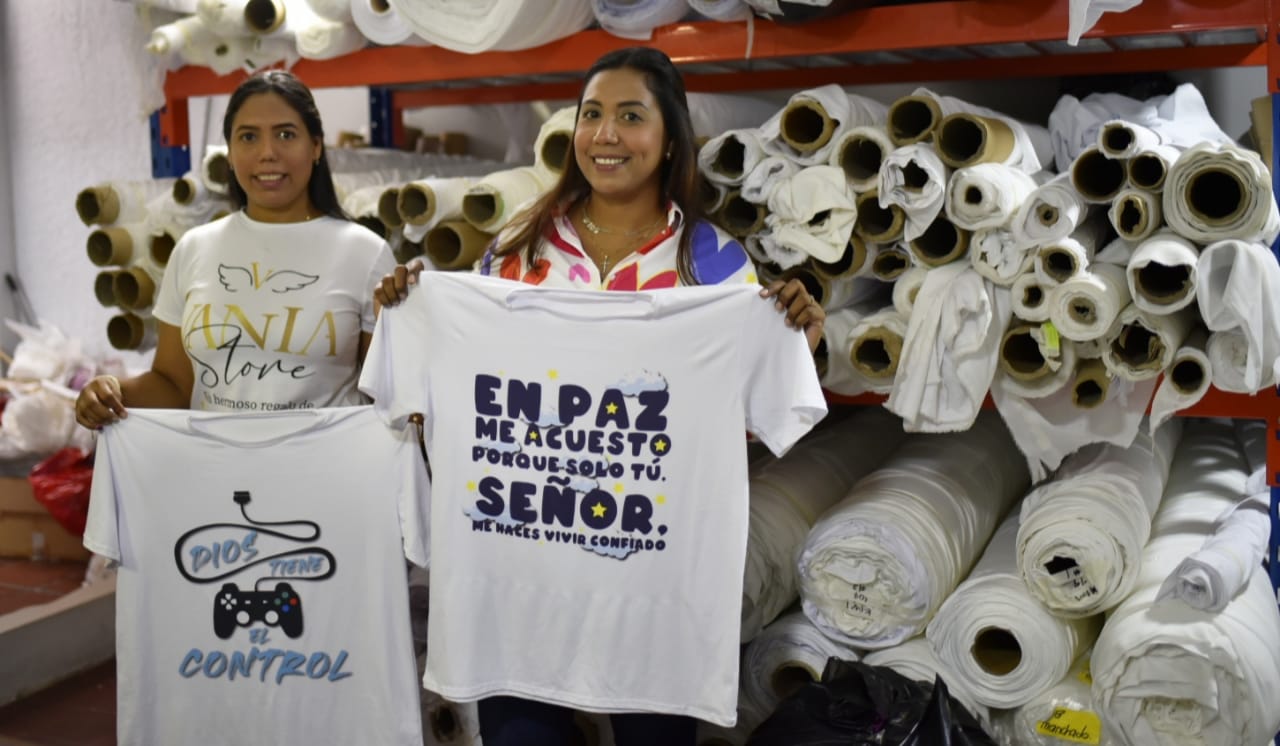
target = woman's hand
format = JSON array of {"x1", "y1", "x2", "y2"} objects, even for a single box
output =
[
  {"x1": 760, "y1": 279, "x2": 825, "y2": 354},
  {"x1": 75, "y1": 375, "x2": 127, "y2": 430},
  {"x1": 374, "y1": 258, "x2": 427, "y2": 314}
]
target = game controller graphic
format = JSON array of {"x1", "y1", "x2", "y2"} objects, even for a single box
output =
[{"x1": 212, "y1": 581, "x2": 304, "y2": 639}]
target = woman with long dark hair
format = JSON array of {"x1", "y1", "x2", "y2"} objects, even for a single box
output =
[{"x1": 76, "y1": 69, "x2": 393, "y2": 427}]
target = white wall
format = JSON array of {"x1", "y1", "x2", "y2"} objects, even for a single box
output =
[{"x1": 0, "y1": 4, "x2": 19, "y2": 353}]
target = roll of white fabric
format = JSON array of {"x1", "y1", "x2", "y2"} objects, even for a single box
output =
[
  {"x1": 421, "y1": 689, "x2": 482, "y2": 746},
  {"x1": 879, "y1": 143, "x2": 950, "y2": 243},
  {"x1": 197, "y1": 0, "x2": 253, "y2": 36},
  {"x1": 820, "y1": 303, "x2": 875, "y2": 397},
  {"x1": 293, "y1": 11, "x2": 366, "y2": 59},
  {"x1": 1010, "y1": 271, "x2": 1052, "y2": 323},
  {"x1": 944, "y1": 163, "x2": 1039, "y2": 232},
  {"x1": 687, "y1": 0, "x2": 753, "y2": 20},
  {"x1": 143, "y1": 186, "x2": 227, "y2": 261},
  {"x1": 1091, "y1": 419, "x2": 1280, "y2": 746},
  {"x1": 1098, "y1": 120, "x2": 1160, "y2": 159},
  {"x1": 764, "y1": 165, "x2": 857, "y2": 264},
  {"x1": 888, "y1": 264, "x2": 1011, "y2": 432},
  {"x1": 998, "y1": 654, "x2": 1117, "y2": 746},
  {"x1": 461, "y1": 166, "x2": 553, "y2": 233},
  {"x1": 1125, "y1": 230, "x2": 1199, "y2": 315},
  {"x1": 1155, "y1": 419, "x2": 1271, "y2": 613},
  {"x1": 591, "y1": 0, "x2": 690, "y2": 40},
  {"x1": 1047, "y1": 263, "x2": 1131, "y2": 342},
  {"x1": 532, "y1": 105, "x2": 577, "y2": 178},
  {"x1": 306, "y1": 0, "x2": 351, "y2": 21},
  {"x1": 1034, "y1": 218, "x2": 1108, "y2": 286},
  {"x1": 77, "y1": 179, "x2": 178, "y2": 227},
  {"x1": 995, "y1": 324, "x2": 1077, "y2": 401},
  {"x1": 798, "y1": 413, "x2": 1030, "y2": 649},
  {"x1": 1127, "y1": 143, "x2": 1181, "y2": 192},
  {"x1": 1207, "y1": 329, "x2": 1265, "y2": 394},
  {"x1": 351, "y1": 0, "x2": 420, "y2": 45},
  {"x1": 388, "y1": 0, "x2": 594, "y2": 53},
  {"x1": 740, "y1": 155, "x2": 799, "y2": 206},
  {"x1": 892, "y1": 266, "x2": 928, "y2": 317},
  {"x1": 333, "y1": 170, "x2": 420, "y2": 205},
  {"x1": 1048, "y1": 91, "x2": 1144, "y2": 172},
  {"x1": 989, "y1": 366, "x2": 1158, "y2": 483},
  {"x1": 1017, "y1": 421, "x2": 1181, "y2": 618},
  {"x1": 1146, "y1": 327, "x2": 1210, "y2": 431},
  {"x1": 1108, "y1": 187, "x2": 1162, "y2": 242},
  {"x1": 146, "y1": 14, "x2": 218, "y2": 58},
  {"x1": 1011, "y1": 173, "x2": 1092, "y2": 251},
  {"x1": 698, "y1": 128, "x2": 770, "y2": 187},
  {"x1": 1196, "y1": 238, "x2": 1280, "y2": 393},
  {"x1": 845, "y1": 307, "x2": 911, "y2": 395},
  {"x1": 199, "y1": 145, "x2": 230, "y2": 196},
  {"x1": 398, "y1": 176, "x2": 475, "y2": 240},
  {"x1": 863, "y1": 636, "x2": 990, "y2": 726},
  {"x1": 828, "y1": 125, "x2": 892, "y2": 194},
  {"x1": 741, "y1": 408, "x2": 909, "y2": 642},
  {"x1": 928, "y1": 511, "x2": 1103, "y2": 709},
  {"x1": 869, "y1": 243, "x2": 913, "y2": 282},
  {"x1": 1164, "y1": 142, "x2": 1280, "y2": 245},
  {"x1": 1102, "y1": 304, "x2": 1196, "y2": 382},
  {"x1": 339, "y1": 183, "x2": 385, "y2": 222},
  {"x1": 971, "y1": 228, "x2": 1030, "y2": 287},
  {"x1": 760, "y1": 86, "x2": 887, "y2": 168},
  {"x1": 906, "y1": 87, "x2": 1053, "y2": 173},
  {"x1": 1096, "y1": 84, "x2": 1231, "y2": 153},
  {"x1": 134, "y1": 0, "x2": 200, "y2": 12},
  {"x1": 739, "y1": 611, "x2": 861, "y2": 733}
]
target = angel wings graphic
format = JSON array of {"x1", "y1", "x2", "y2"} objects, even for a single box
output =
[{"x1": 218, "y1": 264, "x2": 319, "y2": 294}]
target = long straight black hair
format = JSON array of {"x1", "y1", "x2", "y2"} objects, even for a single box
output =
[
  {"x1": 222, "y1": 69, "x2": 347, "y2": 221},
  {"x1": 490, "y1": 47, "x2": 705, "y2": 285}
]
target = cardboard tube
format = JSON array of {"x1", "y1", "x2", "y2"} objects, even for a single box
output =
[
  {"x1": 1070, "y1": 147, "x2": 1126, "y2": 203},
  {"x1": 935, "y1": 113, "x2": 1016, "y2": 169},
  {"x1": 1127, "y1": 149, "x2": 1173, "y2": 192},
  {"x1": 94, "y1": 271, "x2": 120, "y2": 307},
  {"x1": 76, "y1": 185, "x2": 122, "y2": 226},
  {"x1": 1133, "y1": 261, "x2": 1193, "y2": 311},
  {"x1": 398, "y1": 182, "x2": 437, "y2": 226},
  {"x1": 87, "y1": 227, "x2": 134, "y2": 266},
  {"x1": 700, "y1": 179, "x2": 728, "y2": 214},
  {"x1": 1036, "y1": 244, "x2": 1084, "y2": 285},
  {"x1": 107, "y1": 313, "x2": 157, "y2": 351},
  {"x1": 851, "y1": 326, "x2": 903, "y2": 379},
  {"x1": 355, "y1": 215, "x2": 389, "y2": 240},
  {"x1": 710, "y1": 136, "x2": 748, "y2": 181},
  {"x1": 204, "y1": 151, "x2": 231, "y2": 190},
  {"x1": 776, "y1": 265, "x2": 830, "y2": 306},
  {"x1": 1109, "y1": 189, "x2": 1162, "y2": 241},
  {"x1": 813, "y1": 234, "x2": 867, "y2": 280},
  {"x1": 172, "y1": 175, "x2": 201, "y2": 205},
  {"x1": 1169, "y1": 350, "x2": 1207, "y2": 395},
  {"x1": 244, "y1": 0, "x2": 287, "y2": 33},
  {"x1": 1107, "y1": 319, "x2": 1167, "y2": 376},
  {"x1": 150, "y1": 232, "x2": 177, "y2": 267},
  {"x1": 855, "y1": 189, "x2": 905, "y2": 243},
  {"x1": 871, "y1": 245, "x2": 911, "y2": 281},
  {"x1": 539, "y1": 131, "x2": 571, "y2": 174},
  {"x1": 908, "y1": 216, "x2": 970, "y2": 267},
  {"x1": 393, "y1": 237, "x2": 425, "y2": 265},
  {"x1": 835, "y1": 130, "x2": 887, "y2": 191},
  {"x1": 1184, "y1": 167, "x2": 1247, "y2": 227},
  {"x1": 1071, "y1": 358, "x2": 1110, "y2": 409},
  {"x1": 718, "y1": 191, "x2": 767, "y2": 238},
  {"x1": 780, "y1": 99, "x2": 837, "y2": 154},
  {"x1": 424, "y1": 221, "x2": 492, "y2": 271},
  {"x1": 377, "y1": 187, "x2": 403, "y2": 229},
  {"x1": 999, "y1": 324, "x2": 1052, "y2": 381},
  {"x1": 113, "y1": 267, "x2": 157, "y2": 310},
  {"x1": 887, "y1": 95, "x2": 942, "y2": 146}
]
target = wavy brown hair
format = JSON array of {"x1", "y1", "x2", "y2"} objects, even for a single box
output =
[{"x1": 490, "y1": 47, "x2": 705, "y2": 285}]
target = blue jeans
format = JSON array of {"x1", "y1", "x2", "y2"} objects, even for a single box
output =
[{"x1": 477, "y1": 696, "x2": 697, "y2": 746}]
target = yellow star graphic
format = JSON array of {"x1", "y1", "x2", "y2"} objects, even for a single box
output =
[
  {"x1": 466, "y1": 481, "x2": 476, "y2": 491},
  {"x1": 548, "y1": 370, "x2": 558, "y2": 379},
  {"x1": 654, "y1": 439, "x2": 667, "y2": 452},
  {"x1": 606, "y1": 402, "x2": 618, "y2": 414},
  {"x1": 528, "y1": 431, "x2": 539, "y2": 441},
  {"x1": 746, "y1": 273, "x2": 757, "y2": 284},
  {"x1": 614, "y1": 483, "x2": 624, "y2": 493},
  {"x1": 655, "y1": 494, "x2": 666, "y2": 505},
  {"x1": 591, "y1": 502, "x2": 608, "y2": 518}
]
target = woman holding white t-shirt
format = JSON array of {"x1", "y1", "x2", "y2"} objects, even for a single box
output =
[
  {"x1": 75, "y1": 70, "x2": 394, "y2": 429},
  {"x1": 375, "y1": 47, "x2": 824, "y2": 746}
]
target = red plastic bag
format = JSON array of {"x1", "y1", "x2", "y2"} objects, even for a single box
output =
[{"x1": 28, "y1": 447, "x2": 94, "y2": 538}]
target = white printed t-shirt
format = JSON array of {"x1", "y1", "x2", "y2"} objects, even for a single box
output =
[
  {"x1": 359, "y1": 272, "x2": 827, "y2": 725},
  {"x1": 152, "y1": 211, "x2": 395, "y2": 412},
  {"x1": 84, "y1": 407, "x2": 430, "y2": 746}
]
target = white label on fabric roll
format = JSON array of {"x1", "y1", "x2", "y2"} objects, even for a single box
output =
[
  {"x1": 844, "y1": 584, "x2": 876, "y2": 619},
  {"x1": 1035, "y1": 708, "x2": 1101, "y2": 744},
  {"x1": 1051, "y1": 563, "x2": 1099, "y2": 602}
]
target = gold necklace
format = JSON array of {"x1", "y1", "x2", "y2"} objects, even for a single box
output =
[{"x1": 581, "y1": 197, "x2": 666, "y2": 238}]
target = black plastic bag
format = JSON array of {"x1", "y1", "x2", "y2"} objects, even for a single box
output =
[{"x1": 747, "y1": 658, "x2": 994, "y2": 746}]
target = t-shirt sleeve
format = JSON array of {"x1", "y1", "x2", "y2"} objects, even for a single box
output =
[
  {"x1": 82, "y1": 431, "x2": 122, "y2": 562},
  {"x1": 358, "y1": 288, "x2": 430, "y2": 429},
  {"x1": 740, "y1": 297, "x2": 828, "y2": 457},
  {"x1": 361, "y1": 242, "x2": 397, "y2": 334},
  {"x1": 151, "y1": 236, "x2": 190, "y2": 327},
  {"x1": 391, "y1": 422, "x2": 431, "y2": 568}
]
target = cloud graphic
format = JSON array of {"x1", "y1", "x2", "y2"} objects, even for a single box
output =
[
  {"x1": 566, "y1": 475, "x2": 598, "y2": 493},
  {"x1": 477, "y1": 436, "x2": 521, "y2": 454},
  {"x1": 613, "y1": 370, "x2": 668, "y2": 395},
  {"x1": 582, "y1": 542, "x2": 637, "y2": 560},
  {"x1": 526, "y1": 408, "x2": 566, "y2": 428},
  {"x1": 462, "y1": 504, "x2": 528, "y2": 528}
]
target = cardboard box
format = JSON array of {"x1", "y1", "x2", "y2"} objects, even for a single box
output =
[{"x1": 0, "y1": 476, "x2": 89, "y2": 561}]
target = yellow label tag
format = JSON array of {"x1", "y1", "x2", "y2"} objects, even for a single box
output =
[
  {"x1": 1077, "y1": 659, "x2": 1092, "y2": 685},
  {"x1": 1036, "y1": 708, "x2": 1101, "y2": 745},
  {"x1": 1041, "y1": 321, "x2": 1061, "y2": 353}
]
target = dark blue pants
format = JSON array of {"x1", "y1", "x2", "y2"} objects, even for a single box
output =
[{"x1": 477, "y1": 696, "x2": 697, "y2": 746}]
